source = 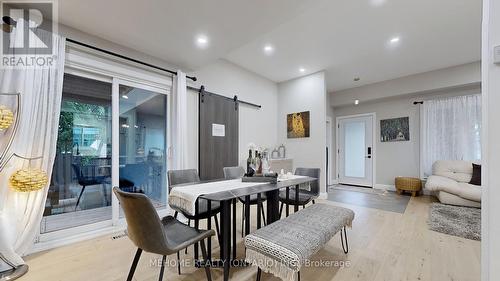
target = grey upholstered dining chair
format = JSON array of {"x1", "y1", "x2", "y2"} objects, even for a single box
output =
[
  {"x1": 167, "y1": 169, "x2": 221, "y2": 260},
  {"x1": 113, "y1": 187, "x2": 214, "y2": 281},
  {"x1": 279, "y1": 167, "x2": 321, "y2": 217},
  {"x1": 223, "y1": 166, "x2": 267, "y2": 236}
]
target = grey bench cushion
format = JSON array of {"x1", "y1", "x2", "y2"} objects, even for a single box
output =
[{"x1": 244, "y1": 203, "x2": 354, "y2": 281}]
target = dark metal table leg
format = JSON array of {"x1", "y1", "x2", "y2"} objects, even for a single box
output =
[
  {"x1": 256, "y1": 193, "x2": 262, "y2": 229},
  {"x1": 266, "y1": 189, "x2": 279, "y2": 224},
  {"x1": 221, "y1": 200, "x2": 231, "y2": 281},
  {"x1": 232, "y1": 198, "x2": 237, "y2": 260},
  {"x1": 244, "y1": 195, "x2": 251, "y2": 236},
  {"x1": 207, "y1": 199, "x2": 212, "y2": 260},
  {"x1": 295, "y1": 184, "x2": 300, "y2": 213},
  {"x1": 286, "y1": 186, "x2": 290, "y2": 217}
]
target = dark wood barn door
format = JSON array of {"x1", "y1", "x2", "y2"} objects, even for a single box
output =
[{"x1": 199, "y1": 92, "x2": 239, "y2": 180}]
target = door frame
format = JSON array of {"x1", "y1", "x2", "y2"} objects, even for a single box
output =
[
  {"x1": 335, "y1": 112, "x2": 376, "y2": 188},
  {"x1": 326, "y1": 116, "x2": 334, "y2": 186},
  {"x1": 34, "y1": 45, "x2": 173, "y2": 252}
]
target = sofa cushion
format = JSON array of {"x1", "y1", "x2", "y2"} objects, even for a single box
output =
[
  {"x1": 432, "y1": 160, "x2": 473, "y2": 183},
  {"x1": 426, "y1": 175, "x2": 481, "y2": 202},
  {"x1": 437, "y1": 191, "x2": 481, "y2": 208}
]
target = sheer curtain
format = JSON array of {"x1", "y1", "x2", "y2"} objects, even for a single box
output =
[
  {"x1": 0, "y1": 22, "x2": 66, "y2": 270},
  {"x1": 171, "y1": 70, "x2": 189, "y2": 170},
  {"x1": 421, "y1": 94, "x2": 482, "y2": 177}
]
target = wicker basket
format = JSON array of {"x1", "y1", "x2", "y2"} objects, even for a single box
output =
[{"x1": 395, "y1": 177, "x2": 422, "y2": 196}]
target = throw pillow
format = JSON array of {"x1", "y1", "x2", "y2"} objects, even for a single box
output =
[{"x1": 469, "y1": 163, "x2": 481, "y2": 186}]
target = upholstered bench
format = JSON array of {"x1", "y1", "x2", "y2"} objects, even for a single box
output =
[{"x1": 244, "y1": 203, "x2": 355, "y2": 281}]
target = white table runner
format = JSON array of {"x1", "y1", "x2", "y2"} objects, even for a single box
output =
[{"x1": 169, "y1": 175, "x2": 309, "y2": 216}]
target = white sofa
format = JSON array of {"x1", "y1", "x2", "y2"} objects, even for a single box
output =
[{"x1": 425, "y1": 160, "x2": 481, "y2": 208}]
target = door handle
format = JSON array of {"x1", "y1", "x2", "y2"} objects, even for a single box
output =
[{"x1": 365, "y1": 156, "x2": 372, "y2": 159}]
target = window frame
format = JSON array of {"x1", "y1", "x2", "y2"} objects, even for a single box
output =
[{"x1": 32, "y1": 44, "x2": 173, "y2": 253}]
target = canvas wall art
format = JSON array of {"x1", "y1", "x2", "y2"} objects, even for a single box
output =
[
  {"x1": 287, "y1": 111, "x2": 310, "y2": 138},
  {"x1": 380, "y1": 117, "x2": 410, "y2": 142}
]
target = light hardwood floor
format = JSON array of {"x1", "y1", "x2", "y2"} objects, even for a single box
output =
[{"x1": 22, "y1": 195, "x2": 480, "y2": 281}]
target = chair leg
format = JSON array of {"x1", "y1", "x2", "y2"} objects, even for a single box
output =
[
  {"x1": 297, "y1": 271, "x2": 301, "y2": 281},
  {"x1": 312, "y1": 200, "x2": 316, "y2": 204},
  {"x1": 200, "y1": 240, "x2": 212, "y2": 281},
  {"x1": 279, "y1": 202, "x2": 284, "y2": 217},
  {"x1": 126, "y1": 248, "x2": 142, "y2": 281},
  {"x1": 241, "y1": 206, "x2": 245, "y2": 237},
  {"x1": 158, "y1": 255, "x2": 166, "y2": 281},
  {"x1": 185, "y1": 219, "x2": 191, "y2": 254},
  {"x1": 340, "y1": 226, "x2": 349, "y2": 254},
  {"x1": 177, "y1": 251, "x2": 181, "y2": 275},
  {"x1": 214, "y1": 215, "x2": 221, "y2": 243},
  {"x1": 174, "y1": 211, "x2": 178, "y2": 219},
  {"x1": 75, "y1": 185, "x2": 86, "y2": 211},
  {"x1": 194, "y1": 219, "x2": 199, "y2": 261},
  {"x1": 256, "y1": 267, "x2": 262, "y2": 281},
  {"x1": 260, "y1": 203, "x2": 267, "y2": 225}
]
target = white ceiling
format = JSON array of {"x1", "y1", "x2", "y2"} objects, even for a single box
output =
[{"x1": 58, "y1": 0, "x2": 481, "y2": 92}]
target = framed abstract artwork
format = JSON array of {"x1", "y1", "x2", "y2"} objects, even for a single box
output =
[
  {"x1": 380, "y1": 117, "x2": 410, "y2": 142},
  {"x1": 287, "y1": 111, "x2": 310, "y2": 138}
]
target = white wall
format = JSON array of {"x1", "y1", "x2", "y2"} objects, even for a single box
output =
[
  {"x1": 188, "y1": 59, "x2": 279, "y2": 169},
  {"x1": 58, "y1": 24, "x2": 279, "y2": 172},
  {"x1": 332, "y1": 85, "x2": 480, "y2": 187},
  {"x1": 331, "y1": 62, "x2": 481, "y2": 107},
  {"x1": 277, "y1": 72, "x2": 327, "y2": 194},
  {"x1": 481, "y1": 0, "x2": 500, "y2": 279}
]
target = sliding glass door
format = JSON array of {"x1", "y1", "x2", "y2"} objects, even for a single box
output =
[
  {"x1": 41, "y1": 73, "x2": 113, "y2": 233},
  {"x1": 118, "y1": 82, "x2": 168, "y2": 210},
  {"x1": 41, "y1": 71, "x2": 169, "y2": 236}
]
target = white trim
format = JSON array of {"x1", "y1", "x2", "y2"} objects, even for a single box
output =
[
  {"x1": 65, "y1": 47, "x2": 172, "y2": 91},
  {"x1": 319, "y1": 192, "x2": 328, "y2": 199},
  {"x1": 326, "y1": 116, "x2": 334, "y2": 185},
  {"x1": 111, "y1": 78, "x2": 120, "y2": 225},
  {"x1": 335, "y1": 112, "x2": 377, "y2": 188},
  {"x1": 35, "y1": 44, "x2": 173, "y2": 250},
  {"x1": 481, "y1": 0, "x2": 490, "y2": 279}
]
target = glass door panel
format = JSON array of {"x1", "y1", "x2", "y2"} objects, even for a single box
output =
[
  {"x1": 338, "y1": 115, "x2": 374, "y2": 187},
  {"x1": 118, "y1": 84, "x2": 167, "y2": 210},
  {"x1": 344, "y1": 121, "x2": 365, "y2": 178},
  {"x1": 41, "y1": 73, "x2": 112, "y2": 233}
]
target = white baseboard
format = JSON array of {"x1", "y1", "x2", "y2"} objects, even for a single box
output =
[
  {"x1": 319, "y1": 192, "x2": 328, "y2": 199},
  {"x1": 29, "y1": 225, "x2": 125, "y2": 255},
  {"x1": 330, "y1": 179, "x2": 339, "y2": 185},
  {"x1": 374, "y1": 184, "x2": 396, "y2": 191}
]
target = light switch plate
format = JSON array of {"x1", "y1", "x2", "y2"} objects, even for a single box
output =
[{"x1": 495, "y1": 45, "x2": 500, "y2": 64}]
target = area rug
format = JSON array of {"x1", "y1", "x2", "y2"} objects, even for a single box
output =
[{"x1": 428, "y1": 203, "x2": 481, "y2": 241}]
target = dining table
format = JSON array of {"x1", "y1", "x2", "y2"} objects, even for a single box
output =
[{"x1": 169, "y1": 175, "x2": 318, "y2": 281}]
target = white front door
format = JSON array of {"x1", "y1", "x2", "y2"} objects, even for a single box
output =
[{"x1": 338, "y1": 115, "x2": 374, "y2": 187}]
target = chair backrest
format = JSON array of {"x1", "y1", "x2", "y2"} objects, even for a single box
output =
[
  {"x1": 167, "y1": 169, "x2": 200, "y2": 192},
  {"x1": 113, "y1": 187, "x2": 168, "y2": 253},
  {"x1": 295, "y1": 167, "x2": 321, "y2": 196},
  {"x1": 223, "y1": 166, "x2": 245, "y2": 179}
]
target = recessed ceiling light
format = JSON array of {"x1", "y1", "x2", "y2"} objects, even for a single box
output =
[
  {"x1": 195, "y1": 34, "x2": 209, "y2": 48},
  {"x1": 122, "y1": 95, "x2": 129, "y2": 99},
  {"x1": 390, "y1": 37, "x2": 400, "y2": 44},
  {"x1": 370, "y1": 0, "x2": 386, "y2": 6},
  {"x1": 263, "y1": 44, "x2": 274, "y2": 55},
  {"x1": 299, "y1": 68, "x2": 306, "y2": 73},
  {"x1": 354, "y1": 99, "x2": 360, "y2": 105}
]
